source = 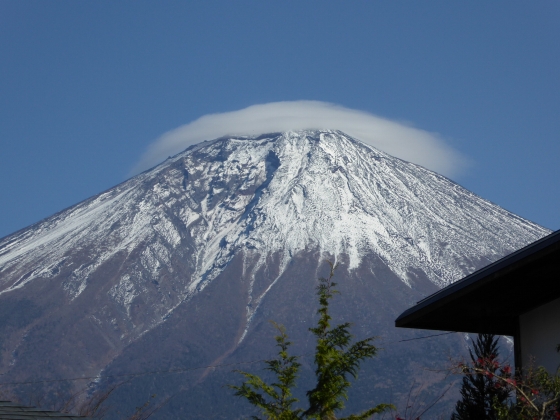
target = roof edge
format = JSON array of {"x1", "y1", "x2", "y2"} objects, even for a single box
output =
[{"x1": 396, "y1": 229, "x2": 560, "y2": 328}]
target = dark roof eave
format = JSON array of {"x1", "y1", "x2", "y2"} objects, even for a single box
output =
[{"x1": 396, "y1": 229, "x2": 560, "y2": 330}]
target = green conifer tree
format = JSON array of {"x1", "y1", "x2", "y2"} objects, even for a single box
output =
[
  {"x1": 230, "y1": 261, "x2": 392, "y2": 420},
  {"x1": 230, "y1": 321, "x2": 302, "y2": 420},
  {"x1": 303, "y1": 262, "x2": 392, "y2": 420},
  {"x1": 451, "y1": 333, "x2": 511, "y2": 420}
]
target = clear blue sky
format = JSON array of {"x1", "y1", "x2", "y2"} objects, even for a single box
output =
[{"x1": 1, "y1": 1, "x2": 559, "y2": 238}]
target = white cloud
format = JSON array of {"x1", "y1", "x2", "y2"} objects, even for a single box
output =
[{"x1": 132, "y1": 101, "x2": 468, "y2": 177}]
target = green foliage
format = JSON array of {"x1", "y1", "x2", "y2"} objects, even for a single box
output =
[
  {"x1": 492, "y1": 363, "x2": 560, "y2": 420},
  {"x1": 230, "y1": 322, "x2": 303, "y2": 420},
  {"x1": 304, "y1": 261, "x2": 392, "y2": 420},
  {"x1": 230, "y1": 261, "x2": 393, "y2": 420},
  {"x1": 451, "y1": 333, "x2": 511, "y2": 420},
  {"x1": 455, "y1": 340, "x2": 560, "y2": 420}
]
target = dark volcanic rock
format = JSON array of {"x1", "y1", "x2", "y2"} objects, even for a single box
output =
[{"x1": 0, "y1": 130, "x2": 549, "y2": 418}]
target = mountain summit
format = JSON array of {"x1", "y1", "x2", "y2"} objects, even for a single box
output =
[{"x1": 0, "y1": 130, "x2": 548, "y2": 418}]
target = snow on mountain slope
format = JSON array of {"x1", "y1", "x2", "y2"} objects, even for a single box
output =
[
  {"x1": 0, "y1": 130, "x2": 550, "y2": 418},
  {"x1": 0, "y1": 130, "x2": 547, "y2": 330}
]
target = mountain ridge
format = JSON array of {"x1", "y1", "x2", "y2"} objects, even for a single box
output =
[{"x1": 0, "y1": 129, "x2": 549, "y2": 418}]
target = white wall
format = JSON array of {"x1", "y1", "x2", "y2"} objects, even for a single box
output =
[{"x1": 520, "y1": 296, "x2": 560, "y2": 374}]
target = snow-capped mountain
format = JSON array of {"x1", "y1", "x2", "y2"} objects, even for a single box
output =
[{"x1": 0, "y1": 130, "x2": 548, "y2": 418}]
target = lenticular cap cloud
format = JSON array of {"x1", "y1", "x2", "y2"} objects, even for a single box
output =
[{"x1": 133, "y1": 101, "x2": 467, "y2": 178}]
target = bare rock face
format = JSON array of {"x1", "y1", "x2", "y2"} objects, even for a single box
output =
[{"x1": 0, "y1": 130, "x2": 548, "y2": 418}]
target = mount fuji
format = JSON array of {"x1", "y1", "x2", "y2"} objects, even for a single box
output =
[{"x1": 0, "y1": 130, "x2": 548, "y2": 418}]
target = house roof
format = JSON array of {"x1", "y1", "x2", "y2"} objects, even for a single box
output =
[
  {"x1": 395, "y1": 229, "x2": 560, "y2": 336},
  {"x1": 0, "y1": 401, "x2": 87, "y2": 419}
]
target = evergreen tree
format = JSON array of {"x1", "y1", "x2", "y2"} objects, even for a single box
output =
[
  {"x1": 451, "y1": 333, "x2": 511, "y2": 420},
  {"x1": 230, "y1": 261, "x2": 392, "y2": 420},
  {"x1": 303, "y1": 262, "x2": 391, "y2": 420},
  {"x1": 230, "y1": 322, "x2": 303, "y2": 420}
]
